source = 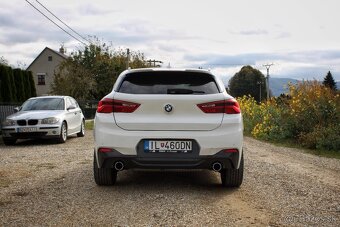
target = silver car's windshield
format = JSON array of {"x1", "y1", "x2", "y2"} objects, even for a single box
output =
[{"x1": 21, "y1": 98, "x2": 65, "y2": 111}]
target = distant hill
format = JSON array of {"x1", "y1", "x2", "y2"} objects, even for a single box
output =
[
  {"x1": 223, "y1": 77, "x2": 338, "y2": 97},
  {"x1": 269, "y1": 78, "x2": 299, "y2": 96}
]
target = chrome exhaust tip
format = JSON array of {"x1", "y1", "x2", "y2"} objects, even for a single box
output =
[
  {"x1": 212, "y1": 162, "x2": 222, "y2": 172},
  {"x1": 114, "y1": 161, "x2": 124, "y2": 171}
]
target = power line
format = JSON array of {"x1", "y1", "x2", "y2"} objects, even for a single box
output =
[
  {"x1": 25, "y1": 0, "x2": 87, "y2": 46},
  {"x1": 35, "y1": 0, "x2": 90, "y2": 44}
]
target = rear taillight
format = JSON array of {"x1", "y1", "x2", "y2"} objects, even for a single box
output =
[
  {"x1": 197, "y1": 99, "x2": 241, "y2": 114},
  {"x1": 223, "y1": 148, "x2": 239, "y2": 153},
  {"x1": 98, "y1": 147, "x2": 113, "y2": 153},
  {"x1": 97, "y1": 98, "x2": 114, "y2": 113},
  {"x1": 97, "y1": 98, "x2": 140, "y2": 113}
]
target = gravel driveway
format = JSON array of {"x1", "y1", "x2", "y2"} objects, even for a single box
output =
[{"x1": 0, "y1": 132, "x2": 339, "y2": 226}]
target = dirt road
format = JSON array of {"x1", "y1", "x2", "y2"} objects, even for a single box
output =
[{"x1": 0, "y1": 133, "x2": 339, "y2": 226}]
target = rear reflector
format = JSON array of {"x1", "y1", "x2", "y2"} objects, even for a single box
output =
[
  {"x1": 223, "y1": 149, "x2": 239, "y2": 153},
  {"x1": 98, "y1": 147, "x2": 113, "y2": 153},
  {"x1": 97, "y1": 98, "x2": 140, "y2": 113},
  {"x1": 197, "y1": 99, "x2": 241, "y2": 114}
]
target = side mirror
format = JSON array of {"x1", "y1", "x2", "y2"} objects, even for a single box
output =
[
  {"x1": 67, "y1": 105, "x2": 76, "y2": 111},
  {"x1": 14, "y1": 107, "x2": 21, "y2": 113}
]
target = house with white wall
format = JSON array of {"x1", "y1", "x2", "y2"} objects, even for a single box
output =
[{"x1": 27, "y1": 47, "x2": 68, "y2": 96}]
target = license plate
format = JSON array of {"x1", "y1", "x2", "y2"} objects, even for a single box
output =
[
  {"x1": 18, "y1": 127, "x2": 37, "y2": 133},
  {"x1": 144, "y1": 140, "x2": 192, "y2": 153}
]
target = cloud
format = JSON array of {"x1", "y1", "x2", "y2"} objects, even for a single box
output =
[
  {"x1": 275, "y1": 32, "x2": 291, "y2": 39},
  {"x1": 238, "y1": 29, "x2": 268, "y2": 36},
  {"x1": 79, "y1": 3, "x2": 119, "y2": 15},
  {"x1": 183, "y1": 50, "x2": 340, "y2": 80}
]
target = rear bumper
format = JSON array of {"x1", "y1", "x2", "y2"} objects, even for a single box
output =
[
  {"x1": 94, "y1": 112, "x2": 244, "y2": 169},
  {"x1": 96, "y1": 149, "x2": 241, "y2": 170}
]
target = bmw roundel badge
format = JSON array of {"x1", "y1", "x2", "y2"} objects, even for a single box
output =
[{"x1": 164, "y1": 104, "x2": 173, "y2": 113}]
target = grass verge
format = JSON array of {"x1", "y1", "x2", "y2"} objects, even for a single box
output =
[
  {"x1": 85, "y1": 120, "x2": 94, "y2": 130},
  {"x1": 251, "y1": 135, "x2": 340, "y2": 159}
]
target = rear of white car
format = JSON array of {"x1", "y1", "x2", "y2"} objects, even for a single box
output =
[{"x1": 94, "y1": 68, "x2": 243, "y2": 187}]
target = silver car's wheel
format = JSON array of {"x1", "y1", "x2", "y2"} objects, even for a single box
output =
[
  {"x1": 58, "y1": 122, "x2": 67, "y2": 143},
  {"x1": 77, "y1": 120, "x2": 85, "y2": 137}
]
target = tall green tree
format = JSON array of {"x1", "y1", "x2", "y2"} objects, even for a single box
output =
[
  {"x1": 0, "y1": 64, "x2": 14, "y2": 102},
  {"x1": 13, "y1": 69, "x2": 25, "y2": 102},
  {"x1": 228, "y1": 65, "x2": 267, "y2": 102},
  {"x1": 51, "y1": 39, "x2": 147, "y2": 100},
  {"x1": 0, "y1": 56, "x2": 8, "y2": 66},
  {"x1": 6, "y1": 66, "x2": 17, "y2": 102},
  {"x1": 27, "y1": 70, "x2": 37, "y2": 97},
  {"x1": 52, "y1": 59, "x2": 95, "y2": 100},
  {"x1": 322, "y1": 71, "x2": 337, "y2": 91},
  {"x1": 22, "y1": 71, "x2": 32, "y2": 100}
]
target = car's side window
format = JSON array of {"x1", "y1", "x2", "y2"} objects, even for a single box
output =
[
  {"x1": 66, "y1": 98, "x2": 73, "y2": 109},
  {"x1": 70, "y1": 98, "x2": 79, "y2": 108}
]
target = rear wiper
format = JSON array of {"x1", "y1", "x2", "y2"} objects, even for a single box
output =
[{"x1": 167, "y1": 89, "x2": 205, "y2": 94}]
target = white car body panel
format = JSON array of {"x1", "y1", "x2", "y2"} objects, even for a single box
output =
[
  {"x1": 94, "y1": 68, "x2": 244, "y2": 169},
  {"x1": 113, "y1": 92, "x2": 226, "y2": 131}
]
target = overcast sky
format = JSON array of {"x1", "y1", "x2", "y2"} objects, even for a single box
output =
[{"x1": 1, "y1": 0, "x2": 340, "y2": 81}]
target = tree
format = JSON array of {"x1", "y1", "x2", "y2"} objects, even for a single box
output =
[
  {"x1": 0, "y1": 56, "x2": 8, "y2": 66},
  {"x1": 22, "y1": 71, "x2": 32, "y2": 100},
  {"x1": 27, "y1": 70, "x2": 37, "y2": 97},
  {"x1": 52, "y1": 58, "x2": 95, "y2": 100},
  {"x1": 0, "y1": 64, "x2": 14, "y2": 102},
  {"x1": 322, "y1": 71, "x2": 337, "y2": 91},
  {"x1": 228, "y1": 65, "x2": 267, "y2": 102},
  {"x1": 51, "y1": 38, "x2": 148, "y2": 101},
  {"x1": 6, "y1": 66, "x2": 17, "y2": 102},
  {"x1": 13, "y1": 69, "x2": 25, "y2": 102}
]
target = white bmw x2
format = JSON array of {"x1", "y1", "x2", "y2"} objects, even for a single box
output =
[{"x1": 94, "y1": 68, "x2": 244, "y2": 187}]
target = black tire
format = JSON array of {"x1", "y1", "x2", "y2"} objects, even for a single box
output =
[
  {"x1": 77, "y1": 120, "x2": 85, "y2": 137},
  {"x1": 3, "y1": 138, "x2": 17, "y2": 146},
  {"x1": 221, "y1": 154, "x2": 244, "y2": 187},
  {"x1": 58, "y1": 122, "x2": 67, "y2": 143},
  {"x1": 93, "y1": 153, "x2": 117, "y2": 186}
]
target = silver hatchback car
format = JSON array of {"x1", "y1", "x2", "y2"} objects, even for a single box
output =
[{"x1": 1, "y1": 96, "x2": 85, "y2": 145}]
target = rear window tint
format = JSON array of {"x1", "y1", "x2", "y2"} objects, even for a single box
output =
[{"x1": 117, "y1": 71, "x2": 220, "y2": 94}]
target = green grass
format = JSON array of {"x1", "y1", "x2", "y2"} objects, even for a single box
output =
[
  {"x1": 262, "y1": 137, "x2": 340, "y2": 159},
  {"x1": 85, "y1": 120, "x2": 94, "y2": 130},
  {"x1": 244, "y1": 131, "x2": 340, "y2": 159}
]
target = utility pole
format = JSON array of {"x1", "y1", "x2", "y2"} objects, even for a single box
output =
[
  {"x1": 263, "y1": 63, "x2": 274, "y2": 100},
  {"x1": 257, "y1": 81, "x2": 264, "y2": 102},
  {"x1": 126, "y1": 48, "x2": 130, "y2": 69}
]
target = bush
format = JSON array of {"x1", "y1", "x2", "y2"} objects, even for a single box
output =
[{"x1": 238, "y1": 80, "x2": 340, "y2": 152}]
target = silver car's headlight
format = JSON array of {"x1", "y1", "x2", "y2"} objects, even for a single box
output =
[
  {"x1": 41, "y1": 117, "x2": 60, "y2": 124},
  {"x1": 2, "y1": 119, "x2": 16, "y2": 127}
]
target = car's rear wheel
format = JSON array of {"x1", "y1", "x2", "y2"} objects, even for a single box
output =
[
  {"x1": 93, "y1": 153, "x2": 117, "y2": 186},
  {"x1": 58, "y1": 122, "x2": 67, "y2": 143},
  {"x1": 221, "y1": 154, "x2": 244, "y2": 187},
  {"x1": 3, "y1": 137, "x2": 17, "y2": 146},
  {"x1": 77, "y1": 120, "x2": 85, "y2": 137}
]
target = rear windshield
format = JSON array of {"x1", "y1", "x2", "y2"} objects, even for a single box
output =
[{"x1": 117, "y1": 71, "x2": 220, "y2": 94}]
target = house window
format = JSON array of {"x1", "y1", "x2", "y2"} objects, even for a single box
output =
[
  {"x1": 48, "y1": 56, "x2": 52, "y2": 61},
  {"x1": 37, "y1": 74, "x2": 46, "y2": 85}
]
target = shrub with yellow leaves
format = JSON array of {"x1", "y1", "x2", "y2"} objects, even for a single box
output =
[{"x1": 237, "y1": 80, "x2": 339, "y2": 151}]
